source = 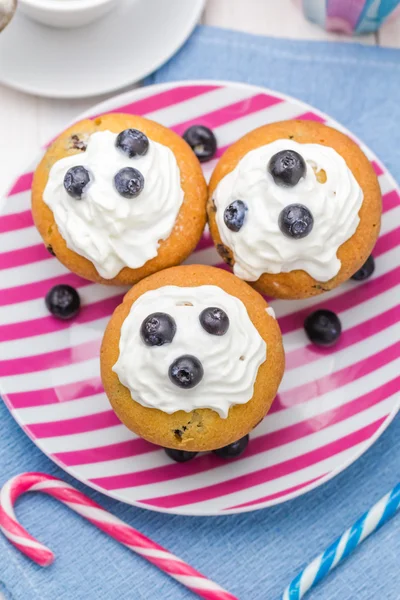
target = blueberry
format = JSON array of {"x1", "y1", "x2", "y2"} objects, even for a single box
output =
[
  {"x1": 182, "y1": 125, "x2": 217, "y2": 162},
  {"x1": 304, "y1": 309, "x2": 342, "y2": 347},
  {"x1": 63, "y1": 166, "x2": 90, "y2": 199},
  {"x1": 268, "y1": 149, "x2": 306, "y2": 187},
  {"x1": 351, "y1": 255, "x2": 375, "y2": 281},
  {"x1": 45, "y1": 285, "x2": 80, "y2": 321},
  {"x1": 169, "y1": 355, "x2": 204, "y2": 389},
  {"x1": 200, "y1": 307, "x2": 229, "y2": 336},
  {"x1": 116, "y1": 129, "x2": 149, "y2": 158},
  {"x1": 140, "y1": 312, "x2": 176, "y2": 346},
  {"x1": 114, "y1": 167, "x2": 144, "y2": 198},
  {"x1": 224, "y1": 200, "x2": 247, "y2": 232},
  {"x1": 279, "y1": 204, "x2": 313, "y2": 239},
  {"x1": 213, "y1": 435, "x2": 249, "y2": 459},
  {"x1": 164, "y1": 448, "x2": 197, "y2": 463}
]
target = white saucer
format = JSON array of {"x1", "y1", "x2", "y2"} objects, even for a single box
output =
[{"x1": 0, "y1": 0, "x2": 205, "y2": 98}]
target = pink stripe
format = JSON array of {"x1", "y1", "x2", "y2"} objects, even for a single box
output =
[
  {"x1": 7, "y1": 172, "x2": 34, "y2": 197},
  {"x1": 0, "y1": 244, "x2": 51, "y2": 270},
  {"x1": 0, "y1": 210, "x2": 33, "y2": 234},
  {"x1": 227, "y1": 474, "x2": 328, "y2": 509},
  {"x1": 215, "y1": 261, "x2": 232, "y2": 273},
  {"x1": 279, "y1": 265, "x2": 400, "y2": 335},
  {"x1": 172, "y1": 94, "x2": 283, "y2": 136},
  {"x1": 372, "y1": 160, "x2": 384, "y2": 176},
  {"x1": 272, "y1": 340, "x2": 400, "y2": 413},
  {"x1": 0, "y1": 339, "x2": 100, "y2": 376},
  {"x1": 214, "y1": 144, "x2": 230, "y2": 159},
  {"x1": 0, "y1": 273, "x2": 90, "y2": 307},
  {"x1": 374, "y1": 226, "x2": 400, "y2": 256},
  {"x1": 54, "y1": 437, "x2": 157, "y2": 466},
  {"x1": 383, "y1": 189, "x2": 400, "y2": 212},
  {"x1": 90, "y1": 373, "x2": 397, "y2": 491},
  {"x1": 195, "y1": 233, "x2": 215, "y2": 252},
  {"x1": 44, "y1": 85, "x2": 222, "y2": 146},
  {"x1": 141, "y1": 418, "x2": 385, "y2": 508},
  {"x1": 295, "y1": 111, "x2": 326, "y2": 123},
  {"x1": 0, "y1": 293, "x2": 123, "y2": 342},
  {"x1": 7, "y1": 376, "x2": 103, "y2": 409},
  {"x1": 285, "y1": 304, "x2": 400, "y2": 370},
  {"x1": 26, "y1": 409, "x2": 121, "y2": 438},
  {"x1": 106, "y1": 85, "x2": 221, "y2": 118}
]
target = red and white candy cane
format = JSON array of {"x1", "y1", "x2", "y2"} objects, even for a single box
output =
[{"x1": 0, "y1": 473, "x2": 237, "y2": 600}]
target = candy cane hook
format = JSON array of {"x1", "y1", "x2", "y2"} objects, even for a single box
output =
[{"x1": 0, "y1": 473, "x2": 237, "y2": 600}]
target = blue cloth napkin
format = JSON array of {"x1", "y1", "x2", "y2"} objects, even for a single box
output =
[{"x1": 1, "y1": 25, "x2": 400, "y2": 600}]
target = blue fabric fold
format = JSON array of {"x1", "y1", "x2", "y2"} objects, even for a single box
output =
[{"x1": 1, "y1": 25, "x2": 399, "y2": 600}]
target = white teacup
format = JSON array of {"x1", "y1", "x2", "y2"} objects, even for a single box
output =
[{"x1": 18, "y1": 0, "x2": 119, "y2": 29}]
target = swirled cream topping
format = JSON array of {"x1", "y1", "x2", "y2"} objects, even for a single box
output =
[
  {"x1": 43, "y1": 130, "x2": 184, "y2": 279},
  {"x1": 214, "y1": 139, "x2": 363, "y2": 282},
  {"x1": 113, "y1": 285, "x2": 267, "y2": 418}
]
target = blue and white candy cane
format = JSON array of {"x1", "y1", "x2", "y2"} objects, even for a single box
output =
[{"x1": 283, "y1": 483, "x2": 400, "y2": 600}]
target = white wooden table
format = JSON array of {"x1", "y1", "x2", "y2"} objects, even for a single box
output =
[
  {"x1": 0, "y1": 0, "x2": 399, "y2": 199},
  {"x1": 0, "y1": 2, "x2": 398, "y2": 597}
]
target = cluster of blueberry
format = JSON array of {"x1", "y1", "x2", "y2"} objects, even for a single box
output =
[
  {"x1": 140, "y1": 308, "x2": 229, "y2": 389},
  {"x1": 141, "y1": 305, "x2": 246, "y2": 463},
  {"x1": 224, "y1": 149, "x2": 313, "y2": 239},
  {"x1": 63, "y1": 129, "x2": 149, "y2": 200},
  {"x1": 46, "y1": 123, "x2": 376, "y2": 463},
  {"x1": 166, "y1": 434, "x2": 250, "y2": 463}
]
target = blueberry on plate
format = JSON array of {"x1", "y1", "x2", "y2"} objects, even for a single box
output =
[
  {"x1": 268, "y1": 149, "x2": 306, "y2": 187},
  {"x1": 63, "y1": 166, "x2": 91, "y2": 199},
  {"x1": 224, "y1": 200, "x2": 247, "y2": 232},
  {"x1": 351, "y1": 255, "x2": 375, "y2": 281},
  {"x1": 169, "y1": 355, "x2": 204, "y2": 389},
  {"x1": 116, "y1": 129, "x2": 149, "y2": 158},
  {"x1": 279, "y1": 204, "x2": 313, "y2": 239},
  {"x1": 304, "y1": 309, "x2": 342, "y2": 347},
  {"x1": 200, "y1": 307, "x2": 229, "y2": 336},
  {"x1": 213, "y1": 435, "x2": 249, "y2": 459},
  {"x1": 45, "y1": 285, "x2": 80, "y2": 320},
  {"x1": 140, "y1": 312, "x2": 176, "y2": 346},
  {"x1": 114, "y1": 167, "x2": 144, "y2": 198},
  {"x1": 164, "y1": 448, "x2": 198, "y2": 463},
  {"x1": 182, "y1": 125, "x2": 217, "y2": 162}
]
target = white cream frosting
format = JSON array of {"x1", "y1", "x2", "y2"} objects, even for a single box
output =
[
  {"x1": 214, "y1": 139, "x2": 363, "y2": 282},
  {"x1": 43, "y1": 130, "x2": 184, "y2": 279},
  {"x1": 113, "y1": 285, "x2": 267, "y2": 418}
]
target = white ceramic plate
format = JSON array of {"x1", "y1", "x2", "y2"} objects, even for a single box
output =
[
  {"x1": 0, "y1": 80, "x2": 399, "y2": 515},
  {"x1": 0, "y1": 0, "x2": 205, "y2": 98}
]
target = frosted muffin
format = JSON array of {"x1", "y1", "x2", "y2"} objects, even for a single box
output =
[
  {"x1": 208, "y1": 120, "x2": 381, "y2": 299},
  {"x1": 100, "y1": 265, "x2": 284, "y2": 453},
  {"x1": 32, "y1": 113, "x2": 207, "y2": 285}
]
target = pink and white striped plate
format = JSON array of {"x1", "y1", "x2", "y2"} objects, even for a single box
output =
[{"x1": 1, "y1": 81, "x2": 399, "y2": 516}]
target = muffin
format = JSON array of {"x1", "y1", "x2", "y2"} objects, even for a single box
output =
[
  {"x1": 32, "y1": 113, "x2": 207, "y2": 285},
  {"x1": 208, "y1": 119, "x2": 382, "y2": 299},
  {"x1": 100, "y1": 265, "x2": 285, "y2": 452}
]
